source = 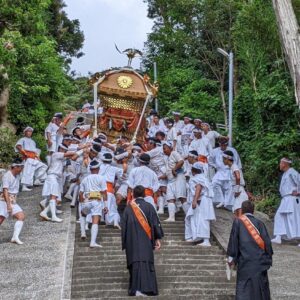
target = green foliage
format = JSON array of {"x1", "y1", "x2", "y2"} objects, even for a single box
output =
[
  {"x1": 255, "y1": 195, "x2": 281, "y2": 218},
  {"x1": 0, "y1": 0, "x2": 84, "y2": 137},
  {"x1": 0, "y1": 127, "x2": 18, "y2": 168}
]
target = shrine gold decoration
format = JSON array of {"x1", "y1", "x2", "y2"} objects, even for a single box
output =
[{"x1": 117, "y1": 75, "x2": 133, "y2": 89}]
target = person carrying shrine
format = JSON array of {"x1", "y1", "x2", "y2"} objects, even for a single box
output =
[
  {"x1": 15, "y1": 126, "x2": 47, "y2": 191},
  {"x1": 272, "y1": 158, "x2": 300, "y2": 246},
  {"x1": 127, "y1": 153, "x2": 160, "y2": 209},
  {"x1": 227, "y1": 200, "x2": 273, "y2": 300},
  {"x1": 122, "y1": 185, "x2": 164, "y2": 297}
]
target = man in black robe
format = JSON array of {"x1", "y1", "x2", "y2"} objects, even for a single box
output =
[
  {"x1": 227, "y1": 200, "x2": 273, "y2": 300},
  {"x1": 122, "y1": 185, "x2": 164, "y2": 296}
]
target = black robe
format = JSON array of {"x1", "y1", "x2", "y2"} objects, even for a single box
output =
[
  {"x1": 227, "y1": 213, "x2": 273, "y2": 300},
  {"x1": 121, "y1": 198, "x2": 164, "y2": 296}
]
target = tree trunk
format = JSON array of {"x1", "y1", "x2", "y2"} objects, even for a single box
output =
[
  {"x1": 272, "y1": 0, "x2": 300, "y2": 106},
  {"x1": 0, "y1": 65, "x2": 14, "y2": 131}
]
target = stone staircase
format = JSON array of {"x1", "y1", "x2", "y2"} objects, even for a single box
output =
[{"x1": 71, "y1": 211, "x2": 235, "y2": 299}]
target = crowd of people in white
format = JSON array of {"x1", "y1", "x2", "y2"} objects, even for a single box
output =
[{"x1": 1, "y1": 109, "x2": 300, "y2": 248}]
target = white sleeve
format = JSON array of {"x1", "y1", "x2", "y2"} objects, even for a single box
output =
[
  {"x1": 152, "y1": 174, "x2": 160, "y2": 193},
  {"x1": 100, "y1": 178, "x2": 107, "y2": 191},
  {"x1": 127, "y1": 170, "x2": 135, "y2": 189},
  {"x1": 2, "y1": 173, "x2": 11, "y2": 189}
]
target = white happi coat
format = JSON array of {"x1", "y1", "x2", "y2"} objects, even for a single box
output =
[
  {"x1": 15, "y1": 137, "x2": 47, "y2": 186},
  {"x1": 209, "y1": 146, "x2": 241, "y2": 203},
  {"x1": 98, "y1": 163, "x2": 123, "y2": 225},
  {"x1": 181, "y1": 123, "x2": 195, "y2": 158},
  {"x1": 42, "y1": 152, "x2": 65, "y2": 200},
  {"x1": 148, "y1": 124, "x2": 168, "y2": 138},
  {"x1": 226, "y1": 163, "x2": 248, "y2": 211},
  {"x1": 274, "y1": 167, "x2": 300, "y2": 239},
  {"x1": 203, "y1": 130, "x2": 221, "y2": 149},
  {"x1": 147, "y1": 146, "x2": 167, "y2": 186},
  {"x1": 185, "y1": 174, "x2": 216, "y2": 241},
  {"x1": 45, "y1": 122, "x2": 59, "y2": 152},
  {"x1": 79, "y1": 174, "x2": 107, "y2": 217},
  {"x1": 189, "y1": 137, "x2": 212, "y2": 158},
  {"x1": 0, "y1": 170, "x2": 23, "y2": 218},
  {"x1": 127, "y1": 165, "x2": 160, "y2": 208}
]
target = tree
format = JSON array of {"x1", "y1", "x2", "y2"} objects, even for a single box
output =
[{"x1": 272, "y1": 0, "x2": 300, "y2": 106}]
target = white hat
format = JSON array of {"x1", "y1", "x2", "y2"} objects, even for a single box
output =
[
  {"x1": 281, "y1": 158, "x2": 292, "y2": 164},
  {"x1": 172, "y1": 111, "x2": 181, "y2": 116}
]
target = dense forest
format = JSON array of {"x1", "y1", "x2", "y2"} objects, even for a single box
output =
[
  {"x1": 0, "y1": 0, "x2": 300, "y2": 214},
  {"x1": 0, "y1": 0, "x2": 84, "y2": 162}
]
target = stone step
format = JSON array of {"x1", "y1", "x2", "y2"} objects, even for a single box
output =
[
  {"x1": 74, "y1": 248, "x2": 224, "y2": 255},
  {"x1": 72, "y1": 275, "x2": 233, "y2": 285},
  {"x1": 80, "y1": 295, "x2": 235, "y2": 300},
  {"x1": 73, "y1": 255, "x2": 225, "y2": 263},
  {"x1": 72, "y1": 269, "x2": 228, "y2": 278},
  {"x1": 71, "y1": 288, "x2": 235, "y2": 298},
  {"x1": 71, "y1": 281, "x2": 235, "y2": 292},
  {"x1": 73, "y1": 257, "x2": 225, "y2": 267}
]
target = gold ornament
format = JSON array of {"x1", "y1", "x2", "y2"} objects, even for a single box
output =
[{"x1": 117, "y1": 76, "x2": 133, "y2": 89}]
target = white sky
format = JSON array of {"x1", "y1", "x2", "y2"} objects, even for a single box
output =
[{"x1": 64, "y1": 0, "x2": 154, "y2": 76}]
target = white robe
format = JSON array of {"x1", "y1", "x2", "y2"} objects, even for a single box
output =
[
  {"x1": 15, "y1": 137, "x2": 47, "y2": 186},
  {"x1": 185, "y1": 174, "x2": 216, "y2": 240},
  {"x1": 274, "y1": 168, "x2": 300, "y2": 239}
]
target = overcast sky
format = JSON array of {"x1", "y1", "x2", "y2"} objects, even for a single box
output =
[{"x1": 64, "y1": 0, "x2": 153, "y2": 76}]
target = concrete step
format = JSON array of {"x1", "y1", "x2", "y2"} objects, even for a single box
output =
[
  {"x1": 73, "y1": 257, "x2": 225, "y2": 267},
  {"x1": 71, "y1": 288, "x2": 235, "y2": 298},
  {"x1": 73, "y1": 255, "x2": 225, "y2": 264},
  {"x1": 81, "y1": 295, "x2": 235, "y2": 300},
  {"x1": 74, "y1": 248, "x2": 224, "y2": 255},
  {"x1": 72, "y1": 268, "x2": 228, "y2": 278},
  {"x1": 72, "y1": 275, "x2": 234, "y2": 285},
  {"x1": 71, "y1": 281, "x2": 235, "y2": 292}
]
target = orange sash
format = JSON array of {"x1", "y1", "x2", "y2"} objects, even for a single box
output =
[
  {"x1": 22, "y1": 150, "x2": 38, "y2": 160},
  {"x1": 198, "y1": 155, "x2": 208, "y2": 164},
  {"x1": 130, "y1": 201, "x2": 152, "y2": 240},
  {"x1": 107, "y1": 182, "x2": 115, "y2": 194},
  {"x1": 239, "y1": 215, "x2": 265, "y2": 250},
  {"x1": 127, "y1": 189, "x2": 157, "y2": 204},
  {"x1": 145, "y1": 188, "x2": 158, "y2": 204}
]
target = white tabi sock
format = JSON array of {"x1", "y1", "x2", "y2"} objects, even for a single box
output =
[
  {"x1": 12, "y1": 220, "x2": 24, "y2": 244},
  {"x1": 80, "y1": 216, "x2": 86, "y2": 237},
  {"x1": 66, "y1": 183, "x2": 76, "y2": 196},
  {"x1": 71, "y1": 185, "x2": 79, "y2": 207},
  {"x1": 157, "y1": 196, "x2": 164, "y2": 214},
  {"x1": 182, "y1": 202, "x2": 189, "y2": 214},
  {"x1": 90, "y1": 224, "x2": 99, "y2": 246},
  {"x1": 39, "y1": 199, "x2": 48, "y2": 209},
  {"x1": 166, "y1": 203, "x2": 176, "y2": 221},
  {"x1": 49, "y1": 199, "x2": 63, "y2": 222}
]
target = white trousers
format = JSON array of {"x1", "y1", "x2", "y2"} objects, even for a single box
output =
[{"x1": 21, "y1": 158, "x2": 47, "y2": 186}]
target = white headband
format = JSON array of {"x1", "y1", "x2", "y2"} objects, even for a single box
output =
[
  {"x1": 58, "y1": 144, "x2": 68, "y2": 151},
  {"x1": 23, "y1": 126, "x2": 34, "y2": 133},
  {"x1": 12, "y1": 163, "x2": 24, "y2": 167},
  {"x1": 188, "y1": 152, "x2": 198, "y2": 158},
  {"x1": 163, "y1": 141, "x2": 173, "y2": 148},
  {"x1": 222, "y1": 153, "x2": 234, "y2": 160},
  {"x1": 281, "y1": 158, "x2": 292, "y2": 164},
  {"x1": 89, "y1": 162, "x2": 101, "y2": 169}
]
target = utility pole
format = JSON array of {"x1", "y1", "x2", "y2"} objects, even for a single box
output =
[{"x1": 217, "y1": 48, "x2": 234, "y2": 146}]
